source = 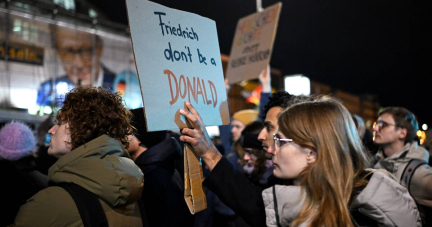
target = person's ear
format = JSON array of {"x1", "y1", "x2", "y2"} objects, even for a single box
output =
[
  {"x1": 398, "y1": 128, "x2": 407, "y2": 140},
  {"x1": 306, "y1": 149, "x2": 317, "y2": 164}
]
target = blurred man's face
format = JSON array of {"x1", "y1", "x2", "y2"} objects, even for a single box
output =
[
  {"x1": 56, "y1": 27, "x2": 102, "y2": 86},
  {"x1": 127, "y1": 135, "x2": 141, "y2": 154},
  {"x1": 231, "y1": 119, "x2": 245, "y2": 141},
  {"x1": 258, "y1": 106, "x2": 282, "y2": 154},
  {"x1": 373, "y1": 113, "x2": 403, "y2": 146},
  {"x1": 243, "y1": 149, "x2": 258, "y2": 167}
]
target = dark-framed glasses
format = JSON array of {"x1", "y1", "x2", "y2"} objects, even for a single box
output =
[
  {"x1": 273, "y1": 134, "x2": 293, "y2": 147},
  {"x1": 57, "y1": 47, "x2": 94, "y2": 62},
  {"x1": 244, "y1": 149, "x2": 265, "y2": 158},
  {"x1": 375, "y1": 120, "x2": 396, "y2": 131}
]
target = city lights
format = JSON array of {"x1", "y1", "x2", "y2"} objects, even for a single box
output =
[{"x1": 284, "y1": 75, "x2": 310, "y2": 95}]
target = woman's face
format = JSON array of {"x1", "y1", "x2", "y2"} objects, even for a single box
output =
[
  {"x1": 271, "y1": 131, "x2": 314, "y2": 184},
  {"x1": 231, "y1": 119, "x2": 245, "y2": 141},
  {"x1": 243, "y1": 149, "x2": 259, "y2": 167}
]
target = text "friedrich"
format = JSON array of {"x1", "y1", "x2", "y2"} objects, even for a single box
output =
[{"x1": 154, "y1": 12, "x2": 199, "y2": 41}]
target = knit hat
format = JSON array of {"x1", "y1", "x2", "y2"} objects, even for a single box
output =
[
  {"x1": 232, "y1": 109, "x2": 259, "y2": 126},
  {"x1": 130, "y1": 108, "x2": 167, "y2": 148},
  {"x1": 0, "y1": 121, "x2": 36, "y2": 161}
]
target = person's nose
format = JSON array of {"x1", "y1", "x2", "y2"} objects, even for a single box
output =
[
  {"x1": 70, "y1": 53, "x2": 87, "y2": 67},
  {"x1": 257, "y1": 128, "x2": 266, "y2": 141},
  {"x1": 48, "y1": 125, "x2": 59, "y2": 135},
  {"x1": 373, "y1": 124, "x2": 380, "y2": 132},
  {"x1": 267, "y1": 144, "x2": 276, "y2": 155},
  {"x1": 243, "y1": 153, "x2": 251, "y2": 161}
]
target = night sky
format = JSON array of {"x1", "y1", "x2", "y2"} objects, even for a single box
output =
[{"x1": 89, "y1": 0, "x2": 431, "y2": 126}]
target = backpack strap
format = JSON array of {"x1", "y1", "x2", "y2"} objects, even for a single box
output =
[
  {"x1": 401, "y1": 159, "x2": 427, "y2": 191},
  {"x1": 56, "y1": 183, "x2": 108, "y2": 227}
]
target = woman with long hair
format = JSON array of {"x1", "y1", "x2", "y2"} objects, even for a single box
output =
[
  {"x1": 239, "y1": 121, "x2": 273, "y2": 188},
  {"x1": 264, "y1": 95, "x2": 421, "y2": 226},
  {"x1": 179, "y1": 96, "x2": 421, "y2": 227}
]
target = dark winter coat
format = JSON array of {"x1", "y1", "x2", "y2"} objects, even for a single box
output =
[
  {"x1": 135, "y1": 137, "x2": 194, "y2": 227},
  {"x1": 203, "y1": 157, "x2": 267, "y2": 227},
  {"x1": 1, "y1": 156, "x2": 47, "y2": 226}
]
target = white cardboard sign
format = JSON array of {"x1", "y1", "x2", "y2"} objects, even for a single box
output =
[
  {"x1": 226, "y1": 3, "x2": 282, "y2": 84},
  {"x1": 126, "y1": 0, "x2": 230, "y2": 131}
]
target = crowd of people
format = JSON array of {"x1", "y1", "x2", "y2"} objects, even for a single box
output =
[{"x1": 1, "y1": 66, "x2": 431, "y2": 227}]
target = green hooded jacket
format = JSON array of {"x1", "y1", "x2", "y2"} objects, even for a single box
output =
[{"x1": 13, "y1": 135, "x2": 144, "y2": 227}]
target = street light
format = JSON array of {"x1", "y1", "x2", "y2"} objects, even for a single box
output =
[{"x1": 284, "y1": 74, "x2": 310, "y2": 95}]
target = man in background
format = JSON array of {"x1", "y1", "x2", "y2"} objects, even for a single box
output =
[
  {"x1": 372, "y1": 107, "x2": 432, "y2": 225},
  {"x1": 37, "y1": 25, "x2": 115, "y2": 106}
]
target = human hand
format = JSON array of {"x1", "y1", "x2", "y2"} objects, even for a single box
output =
[
  {"x1": 179, "y1": 102, "x2": 222, "y2": 170},
  {"x1": 259, "y1": 64, "x2": 271, "y2": 93}
]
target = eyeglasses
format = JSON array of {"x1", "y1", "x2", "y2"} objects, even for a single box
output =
[
  {"x1": 273, "y1": 134, "x2": 293, "y2": 147},
  {"x1": 244, "y1": 149, "x2": 265, "y2": 158},
  {"x1": 57, "y1": 48, "x2": 94, "y2": 63},
  {"x1": 375, "y1": 120, "x2": 396, "y2": 131}
]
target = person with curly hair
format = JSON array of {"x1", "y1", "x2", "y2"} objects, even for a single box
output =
[{"x1": 12, "y1": 87, "x2": 144, "y2": 227}]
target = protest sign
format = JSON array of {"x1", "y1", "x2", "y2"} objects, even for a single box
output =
[
  {"x1": 126, "y1": 0, "x2": 229, "y2": 132},
  {"x1": 126, "y1": 0, "x2": 231, "y2": 214},
  {"x1": 226, "y1": 3, "x2": 282, "y2": 84}
]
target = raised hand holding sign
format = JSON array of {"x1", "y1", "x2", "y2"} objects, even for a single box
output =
[{"x1": 126, "y1": 0, "x2": 230, "y2": 213}]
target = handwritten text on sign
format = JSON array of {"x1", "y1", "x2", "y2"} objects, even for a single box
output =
[
  {"x1": 225, "y1": 3, "x2": 282, "y2": 84},
  {"x1": 155, "y1": 12, "x2": 218, "y2": 67},
  {"x1": 127, "y1": 0, "x2": 228, "y2": 131}
]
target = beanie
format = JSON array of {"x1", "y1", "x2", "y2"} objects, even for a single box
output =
[
  {"x1": 0, "y1": 121, "x2": 36, "y2": 161},
  {"x1": 232, "y1": 109, "x2": 259, "y2": 126},
  {"x1": 130, "y1": 108, "x2": 167, "y2": 148}
]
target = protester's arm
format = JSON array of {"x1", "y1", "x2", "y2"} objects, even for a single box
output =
[
  {"x1": 260, "y1": 65, "x2": 271, "y2": 93},
  {"x1": 259, "y1": 65, "x2": 271, "y2": 121},
  {"x1": 203, "y1": 157, "x2": 267, "y2": 227},
  {"x1": 179, "y1": 102, "x2": 222, "y2": 171},
  {"x1": 179, "y1": 102, "x2": 266, "y2": 227},
  {"x1": 219, "y1": 77, "x2": 234, "y2": 156}
]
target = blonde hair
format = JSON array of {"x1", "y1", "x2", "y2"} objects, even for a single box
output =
[{"x1": 278, "y1": 95, "x2": 370, "y2": 227}]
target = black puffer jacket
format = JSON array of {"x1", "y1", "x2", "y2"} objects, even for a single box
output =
[{"x1": 135, "y1": 137, "x2": 194, "y2": 227}]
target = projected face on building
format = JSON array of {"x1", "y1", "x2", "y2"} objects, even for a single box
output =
[
  {"x1": 55, "y1": 26, "x2": 103, "y2": 87},
  {"x1": 36, "y1": 25, "x2": 117, "y2": 107}
]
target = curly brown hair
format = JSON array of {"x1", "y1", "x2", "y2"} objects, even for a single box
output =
[{"x1": 56, "y1": 86, "x2": 133, "y2": 150}]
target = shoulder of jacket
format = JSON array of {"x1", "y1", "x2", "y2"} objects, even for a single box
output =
[
  {"x1": 262, "y1": 186, "x2": 274, "y2": 207},
  {"x1": 352, "y1": 171, "x2": 421, "y2": 226},
  {"x1": 14, "y1": 186, "x2": 81, "y2": 227},
  {"x1": 412, "y1": 164, "x2": 432, "y2": 182}
]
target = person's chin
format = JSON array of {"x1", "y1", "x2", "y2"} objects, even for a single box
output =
[
  {"x1": 272, "y1": 168, "x2": 280, "y2": 177},
  {"x1": 47, "y1": 147, "x2": 54, "y2": 156},
  {"x1": 373, "y1": 137, "x2": 382, "y2": 144}
]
